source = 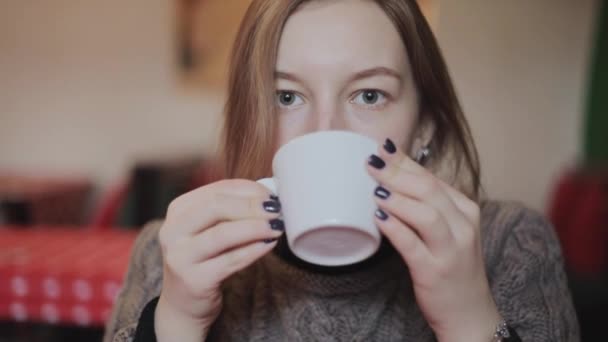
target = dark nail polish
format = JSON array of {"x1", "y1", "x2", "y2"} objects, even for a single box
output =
[
  {"x1": 263, "y1": 237, "x2": 279, "y2": 244},
  {"x1": 368, "y1": 154, "x2": 386, "y2": 169},
  {"x1": 269, "y1": 194, "x2": 280, "y2": 202},
  {"x1": 263, "y1": 200, "x2": 281, "y2": 213},
  {"x1": 374, "y1": 186, "x2": 391, "y2": 199},
  {"x1": 269, "y1": 218, "x2": 285, "y2": 231},
  {"x1": 383, "y1": 138, "x2": 397, "y2": 154},
  {"x1": 375, "y1": 209, "x2": 389, "y2": 221}
]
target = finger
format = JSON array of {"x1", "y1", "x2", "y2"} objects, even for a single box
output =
[
  {"x1": 374, "y1": 209, "x2": 432, "y2": 270},
  {"x1": 185, "y1": 218, "x2": 285, "y2": 262},
  {"x1": 368, "y1": 155, "x2": 465, "y2": 229},
  {"x1": 377, "y1": 143, "x2": 479, "y2": 222},
  {"x1": 397, "y1": 155, "x2": 477, "y2": 218},
  {"x1": 186, "y1": 179, "x2": 274, "y2": 201},
  {"x1": 165, "y1": 190, "x2": 281, "y2": 237},
  {"x1": 377, "y1": 138, "x2": 409, "y2": 170},
  {"x1": 375, "y1": 191, "x2": 454, "y2": 252},
  {"x1": 198, "y1": 239, "x2": 278, "y2": 283},
  {"x1": 167, "y1": 178, "x2": 276, "y2": 220}
]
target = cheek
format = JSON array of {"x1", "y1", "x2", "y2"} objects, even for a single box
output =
[
  {"x1": 276, "y1": 112, "x2": 311, "y2": 148},
  {"x1": 347, "y1": 109, "x2": 418, "y2": 150},
  {"x1": 275, "y1": 103, "x2": 419, "y2": 153}
]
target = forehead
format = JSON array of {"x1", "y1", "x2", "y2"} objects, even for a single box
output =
[{"x1": 276, "y1": 0, "x2": 408, "y2": 72}]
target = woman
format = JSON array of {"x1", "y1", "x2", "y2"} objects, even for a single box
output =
[{"x1": 104, "y1": 0, "x2": 579, "y2": 341}]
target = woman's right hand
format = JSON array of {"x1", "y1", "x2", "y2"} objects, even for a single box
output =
[{"x1": 154, "y1": 179, "x2": 284, "y2": 342}]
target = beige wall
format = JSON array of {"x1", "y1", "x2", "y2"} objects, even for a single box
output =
[
  {"x1": 0, "y1": 0, "x2": 225, "y2": 186},
  {"x1": 0, "y1": 0, "x2": 599, "y2": 211},
  {"x1": 438, "y1": 0, "x2": 598, "y2": 211}
]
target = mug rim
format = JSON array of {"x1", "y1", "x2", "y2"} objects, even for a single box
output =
[{"x1": 273, "y1": 130, "x2": 377, "y2": 172}]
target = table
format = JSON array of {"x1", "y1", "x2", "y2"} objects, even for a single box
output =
[{"x1": 0, "y1": 227, "x2": 138, "y2": 327}]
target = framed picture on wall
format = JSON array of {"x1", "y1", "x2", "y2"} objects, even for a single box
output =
[
  {"x1": 418, "y1": 0, "x2": 440, "y2": 30},
  {"x1": 175, "y1": 0, "x2": 438, "y2": 91},
  {"x1": 176, "y1": 0, "x2": 252, "y2": 90}
]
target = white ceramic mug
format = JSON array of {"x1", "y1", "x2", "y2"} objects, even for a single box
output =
[{"x1": 258, "y1": 130, "x2": 381, "y2": 266}]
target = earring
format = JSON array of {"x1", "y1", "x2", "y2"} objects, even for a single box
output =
[{"x1": 415, "y1": 146, "x2": 431, "y2": 166}]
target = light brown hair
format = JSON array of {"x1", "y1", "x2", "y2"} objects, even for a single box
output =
[{"x1": 220, "y1": 0, "x2": 481, "y2": 199}]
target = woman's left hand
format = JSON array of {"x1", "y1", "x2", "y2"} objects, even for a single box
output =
[{"x1": 367, "y1": 139, "x2": 502, "y2": 342}]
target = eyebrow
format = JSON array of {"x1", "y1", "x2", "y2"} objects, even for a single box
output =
[
  {"x1": 350, "y1": 67, "x2": 403, "y2": 83},
  {"x1": 275, "y1": 70, "x2": 302, "y2": 83},
  {"x1": 275, "y1": 66, "x2": 403, "y2": 84}
]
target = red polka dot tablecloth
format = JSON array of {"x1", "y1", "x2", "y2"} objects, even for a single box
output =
[{"x1": 0, "y1": 227, "x2": 138, "y2": 326}]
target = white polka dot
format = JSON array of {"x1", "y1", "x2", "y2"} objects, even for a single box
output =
[
  {"x1": 72, "y1": 305, "x2": 90, "y2": 326},
  {"x1": 72, "y1": 279, "x2": 92, "y2": 301},
  {"x1": 43, "y1": 277, "x2": 61, "y2": 299},
  {"x1": 9, "y1": 302, "x2": 28, "y2": 322},
  {"x1": 104, "y1": 282, "x2": 121, "y2": 302},
  {"x1": 11, "y1": 276, "x2": 28, "y2": 297},
  {"x1": 41, "y1": 303, "x2": 60, "y2": 324}
]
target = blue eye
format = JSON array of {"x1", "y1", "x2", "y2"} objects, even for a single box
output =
[
  {"x1": 276, "y1": 91, "x2": 303, "y2": 107},
  {"x1": 353, "y1": 90, "x2": 386, "y2": 106}
]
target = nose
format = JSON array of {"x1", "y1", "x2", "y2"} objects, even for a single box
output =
[
  {"x1": 315, "y1": 112, "x2": 346, "y2": 131},
  {"x1": 313, "y1": 101, "x2": 347, "y2": 131}
]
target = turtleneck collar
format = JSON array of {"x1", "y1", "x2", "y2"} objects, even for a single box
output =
[{"x1": 262, "y1": 235, "x2": 410, "y2": 296}]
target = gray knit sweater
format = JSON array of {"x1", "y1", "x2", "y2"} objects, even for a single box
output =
[{"x1": 103, "y1": 201, "x2": 580, "y2": 341}]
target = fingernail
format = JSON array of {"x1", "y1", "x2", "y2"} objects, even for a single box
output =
[
  {"x1": 375, "y1": 209, "x2": 389, "y2": 221},
  {"x1": 374, "y1": 186, "x2": 391, "y2": 199},
  {"x1": 383, "y1": 138, "x2": 396, "y2": 154},
  {"x1": 269, "y1": 218, "x2": 285, "y2": 231},
  {"x1": 263, "y1": 237, "x2": 279, "y2": 244},
  {"x1": 263, "y1": 200, "x2": 281, "y2": 213},
  {"x1": 269, "y1": 194, "x2": 279, "y2": 201},
  {"x1": 368, "y1": 154, "x2": 386, "y2": 169}
]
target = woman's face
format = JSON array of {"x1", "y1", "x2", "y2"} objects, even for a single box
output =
[{"x1": 275, "y1": 0, "x2": 420, "y2": 152}]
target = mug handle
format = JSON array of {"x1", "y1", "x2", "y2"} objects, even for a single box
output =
[{"x1": 257, "y1": 177, "x2": 278, "y2": 196}]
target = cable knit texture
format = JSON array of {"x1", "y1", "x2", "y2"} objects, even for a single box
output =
[{"x1": 103, "y1": 201, "x2": 580, "y2": 341}]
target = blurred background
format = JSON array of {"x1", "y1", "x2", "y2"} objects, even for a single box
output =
[{"x1": 1, "y1": 0, "x2": 606, "y2": 341}]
